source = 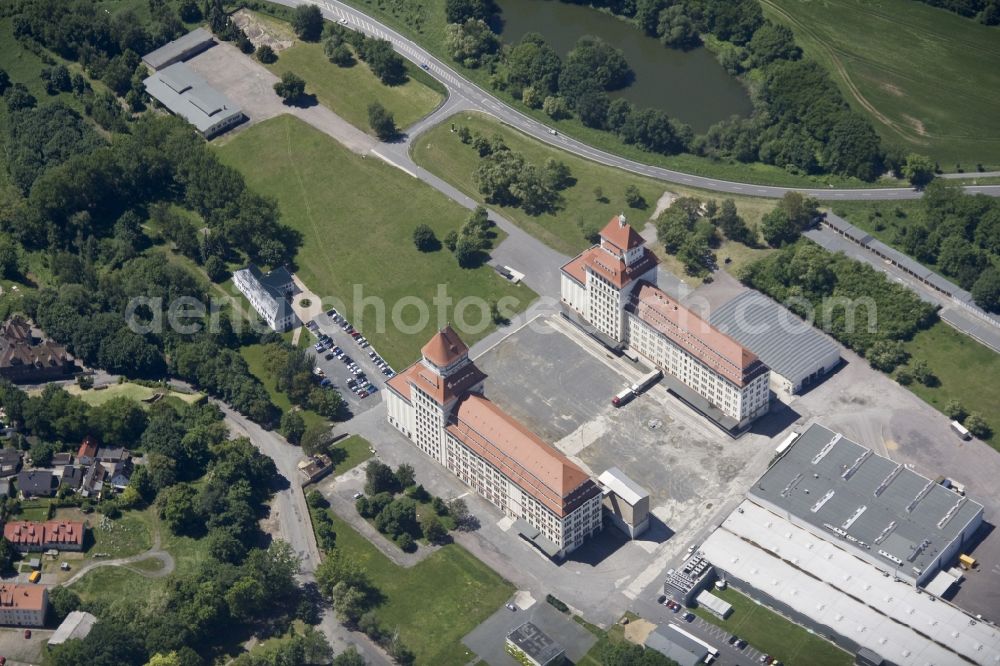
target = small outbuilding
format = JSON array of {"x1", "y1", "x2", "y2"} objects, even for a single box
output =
[
  {"x1": 695, "y1": 590, "x2": 732, "y2": 619},
  {"x1": 48, "y1": 610, "x2": 98, "y2": 646},
  {"x1": 644, "y1": 626, "x2": 709, "y2": 666},
  {"x1": 709, "y1": 290, "x2": 840, "y2": 395},
  {"x1": 505, "y1": 621, "x2": 565, "y2": 666},
  {"x1": 598, "y1": 467, "x2": 650, "y2": 538}
]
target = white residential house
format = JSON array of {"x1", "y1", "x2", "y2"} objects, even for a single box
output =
[{"x1": 232, "y1": 265, "x2": 299, "y2": 332}]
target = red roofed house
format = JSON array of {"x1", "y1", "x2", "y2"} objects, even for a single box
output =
[
  {"x1": 0, "y1": 583, "x2": 47, "y2": 627},
  {"x1": 561, "y1": 215, "x2": 770, "y2": 429},
  {"x1": 386, "y1": 327, "x2": 602, "y2": 559},
  {"x1": 3, "y1": 520, "x2": 85, "y2": 552},
  {"x1": 77, "y1": 436, "x2": 99, "y2": 465}
]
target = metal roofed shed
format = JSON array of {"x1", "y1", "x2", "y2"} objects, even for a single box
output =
[
  {"x1": 142, "y1": 27, "x2": 214, "y2": 70},
  {"x1": 598, "y1": 466, "x2": 650, "y2": 538},
  {"x1": 143, "y1": 62, "x2": 244, "y2": 137},
  {"x1": 709, "y1": 291, "x2": 841, "y2": 395},
  {"x1": 48, "y1": 610, "x2": 98, "y2": 646},
  {"x1": 505, "y1": 621, "x2": 566, "y2": 666},
  {"x1": 695, "y1": 590, "x2": 732, "y2": 619},
  {"x1": 643, "y1": 626, "x2": 710, "y2": 666},
  {"x1": 700, "y1": 500, "x2": 1000, "y2": 666},
  {"x1": 750, "y1": 423, "x2": 983, "y2": 586}
]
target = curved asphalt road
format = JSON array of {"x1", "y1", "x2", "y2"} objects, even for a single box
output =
[{"x1": 274, "y1": 0, "x2": 1000, "y2": 200}]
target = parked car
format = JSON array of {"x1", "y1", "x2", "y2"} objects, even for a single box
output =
[
  {"x1": 327, "y1": 308, "x2": 338, "y2": 317},
  {"x1": 759, "y1": 655, "x2": 770, "y2": 664},
  {"x1": 325, "y1": 353, "x2": 335, "y2": 360},
  {"x1": 683, "y1": 612, "x2": 694, "y2": 622},
  {"x1": 319, "y1": 379, "x2": 332, "y2": 387},
  {"x1": 505, "y1": 603, "x2": 516, "y2": 611},
  {"x1": 23, "y1": 630, "x2": 30, "y2": 639},
  {"x1": 367, "y1": 385, "x2": 377, "y2": 394},
  {"x1": 657, "y1": 595, "x2": 667, "y2": 604},
  {"x1": 352, "y1": 491, "x2": 363, "y2": 499}
]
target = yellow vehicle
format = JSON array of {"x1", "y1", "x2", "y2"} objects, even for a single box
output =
[
  {"x1": 959, "y1": 554, "x2": 977, "y2": 570},
  {"x1": 27, "y1": 571, "x2": 41, "y2": 583}
]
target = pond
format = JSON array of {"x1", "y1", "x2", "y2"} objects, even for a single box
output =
[{"x1": 496, "y1": 0, "x2": 753, "y2": 132}]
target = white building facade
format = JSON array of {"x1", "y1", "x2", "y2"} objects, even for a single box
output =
[
  {"x1": 386, "y1": 327, "x2": 603, "y2": 558},
  {"x1": 561, "y1": 215, "x2": 770, "y2": 429},
  {"x1": 232, "y1": 265, "x2": 297, "y2": 332}
]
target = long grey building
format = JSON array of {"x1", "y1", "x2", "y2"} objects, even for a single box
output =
[
  {"x1": 142, "y1": 27, "x2": 215, "y2": 70},
  {"x1": 750, "y1": 423, "x2": 983, "y2": 586},
  {"x1": 709, "y1": 290, "x2": 840, "y2": 394},
  {"x1": 143, "y1": 62, "x2": 244, "y2": 137}
]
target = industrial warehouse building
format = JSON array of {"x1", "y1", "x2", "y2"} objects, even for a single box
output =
[
  {"x1": 561, "y1": 215, "x2": 770, "y2": 431},
  {"x1": 505, "y1": 622, "x2": 565, "y2": 666},
  {"x1": 143, "y1": 62, "x2": 244, "y2": 137},
  {"x1": 751, "y1": 424, "x2": 982, "y2": 586},
  {"x1": 699, "y1": 423, "x2": 996, "y2": 666},
  {"x1": 709, "y1": 290, "x2": 841, "y2": 395},
  {"x1": 387, "y1": 327, "x2": 604, "y2": 559},
  {"x1": 141, "y1": 27, "x2": 215, "y2": 70},
  {"x1": 598, "y1": 467, "x2": 650, "y2": 538}
]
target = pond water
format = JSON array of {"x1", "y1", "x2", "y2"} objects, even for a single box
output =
[{"x1": 496, "y1": 0, "x2": 753, "y2": 132}]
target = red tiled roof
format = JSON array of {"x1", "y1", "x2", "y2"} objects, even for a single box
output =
[
  {"x1": 77, "y1": 436, "x2": 98, "y2": 460},
  {"x1": 3, "y1": 520, "x2": 85, "y2": 548},
  {"x1": 421, "y1": 326, "x2": 469, "y2": 367},
  {"x1": 627, "y1": 282, "x2": 765, "y2": 387},
  {"x1": 599, "y1": 215, "x2": 645, "y2": 253},
  {"x1": 0, "y1": 584, "x2": 45, "y2": 611},
  {"x1": 561, "y1": 246, "x2": 659, "y2": 290},
  {"x1": 446, "y1": 394, "x2": 598, "y2": 517},
  {"x1": 387, "y1": 359, "x2": 486, "y2": 406}
]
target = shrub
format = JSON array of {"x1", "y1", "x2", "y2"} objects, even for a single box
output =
[
  {"x1": 412, "y1": 224, "x2": 438, "y2": 251},
  {"x1": 256, "y1": 45, "x2": 277, "y2": 64}
]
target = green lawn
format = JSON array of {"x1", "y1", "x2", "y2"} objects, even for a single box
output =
[
  {"x1": 17, "y1": 499, "x2": 52, "y2": 522},
  {"x1": 217, "y1": 115, "x2": 536, "y2": 369},
  {"x1": 239, "y1": 343, "x2": 328, "y2": 431},
  {"x1": 411, "y1": 111, "x2": 778, "y2": 259},
  {"x1": 694, "y1": 587, "x2": 851, "y2": 666},
  {"x1": 265, "y1": 40, "x2": 443, "y2": 132},
  {"x1": 80, "y1": 511, "x2": 154, "y2": 559},
  {"x1": 330, "y1": 435, "x2": 373, "y2": 476},
  {"x1": 900, "y1": 322, "x2": 1000, "y2": 446},
  {"x1": 337, "y1": 0, "x2": 897, "y2": 189},
  {"x1": 320, "y1": 511, "x2": 514, "y2": 664},
  {"x1": 762, "y1": 0, "x2": 1000, "y2": 168},
  {"x1": 61, "y1": 381, "x2": 204, "y2": 408}
]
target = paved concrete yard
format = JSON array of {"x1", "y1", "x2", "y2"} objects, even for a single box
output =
[{"x1": 463, "y1": 598, "x2": 596, "y2": 666}]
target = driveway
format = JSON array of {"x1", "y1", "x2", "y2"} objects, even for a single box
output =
[{"x1": 184, "y1": 41, "x2": 376, "y2": 155}]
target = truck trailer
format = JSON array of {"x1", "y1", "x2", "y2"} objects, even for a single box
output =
[{"x1": 611, "y1": 387, "x2": 634, "y2": 407}]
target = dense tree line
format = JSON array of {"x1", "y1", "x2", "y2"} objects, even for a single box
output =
[
  {"x1": 739, "y1": 241, "x2": 938, "y2": 358},
  {"x1": 845, "y1": 181, "x2": 1000, "y2": 313},
  {"x1": 442, "y1": 0, "x2": 887, "y2": 179},
  {"x1": 258, "y1": 339, "x2": 345, "y2": 419},
  {"x1": 913, "y1": 0, "x2": 999, "y2": 24}
]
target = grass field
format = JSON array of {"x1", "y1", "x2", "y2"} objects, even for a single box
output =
[
  {"x1": 762, "y1": 0, "x2": 1000, "y2": 168},
  {"x1": 217, "y1": 115, "x2": 535, "y2": 369},
  {"x1": 61, "y1": 381, "x2": 205, "y2": 407},
  {"x1": 17, "y1": 499, "x2": 52, "y2": 522},
  {"x1": 901, "y1": 322, "x2": 1000, "y2": 446},
  {"x1": 694, "y1": 587, "x2": 851, "y2": 666},
  {"x1": 411, "y1": 111, "x2": 779, "y2": 263},
  {"x1": 321, "y1": 511, "x2": 514, "y2": 664},
  {"x1": 330, "y1": 434, "x2": 373, "y2": 476},
  {"x1": 263, "y1": 31, "x2": 443, "y2": 131},
  {"x1": 239, "y1": 343, "x2": 328, "y2": 430}
]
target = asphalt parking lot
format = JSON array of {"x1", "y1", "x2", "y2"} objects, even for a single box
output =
[
  {"x1": 462, "y1": 597, "x2": 597, "y2": 666},
  {"x1": 305, "y1": 310, "x2": 398, "y2": 415}
]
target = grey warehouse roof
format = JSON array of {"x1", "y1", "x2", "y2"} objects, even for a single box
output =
[
  {"x1": 644, "y1": 627, "x2": 708, "y2": 666},
  {"x1": 751, "y1": 424, "x2": 983, "y2": 578},
  {"x1": 709, "y1": 291, "x2": 840, "y2": 385},
  {"x1": 507, "y1": 622, "x2": 563, "y2": 664},
  {"x1": 142, "y1": 27, "x2": 214, "y2": 70},
  {"x1": 143, "y1": 62, "x2": 242, "y2": 134}
]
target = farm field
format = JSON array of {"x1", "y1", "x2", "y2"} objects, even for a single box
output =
[
  {"x1": 762, "y1": 0, "x2": 1000, "y2": 168},
  {"x1": 217, "y1": 115, "x2": 535, "y2": 370}
]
